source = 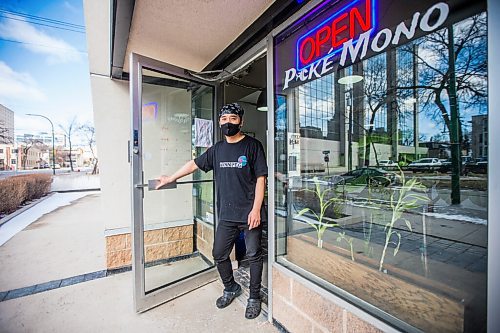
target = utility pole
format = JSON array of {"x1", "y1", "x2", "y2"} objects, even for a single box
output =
[
  {"x1": 413, "y1": 44, "x2": 419, "y2": 161},
  {"x1": 448, "y1": 25, "x2": 461, "y2": 204}
]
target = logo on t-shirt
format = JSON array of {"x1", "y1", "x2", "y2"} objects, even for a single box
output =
[
  {"x1": 238, "y1": 156, "x2": 247, "y2": 167},
  {"x1": 220, "y1": 155, "x2": 248, "y2": 169}
]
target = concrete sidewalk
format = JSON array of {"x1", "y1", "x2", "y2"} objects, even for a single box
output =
[
  {"x1": 0, "y1": 272, "x2": 275, "y2": 332},
  {"x1": 0, "y1": 192, "x2": 276, "y2": 332},
  {"x1": 0, "y1": 192, "x2": 105, "y2": 290}
]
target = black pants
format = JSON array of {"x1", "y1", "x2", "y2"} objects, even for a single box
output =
[{"x1": 212, "y1": 220, "x2": 263, "y2": 299}]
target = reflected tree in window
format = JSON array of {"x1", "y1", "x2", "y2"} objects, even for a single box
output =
[
  {"x1": 398, "y1": 13, "x2": 487, "y2": 148},
  {"x1": 362, "y1": 53, "x2": 389, "y2": 166}
]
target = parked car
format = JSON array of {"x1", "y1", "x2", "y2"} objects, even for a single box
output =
[
  {"x1": 408, "y1": 158, "x2": 441, "y2": 172},
  {"x1": 330, "y1": 167, "x2": 397, "y2": 187},
  {"x1": 464, "y1": 160, "x2": 488, "y2": 174},
  {"x1": 439, "y1": 156, "x2": 477, "y2": 174},
  {"x1": 438, "y1": 159, "x2": 452, "y2": 173},
  {"x1": 378, "y1": 160, "x2": 398, "y2": 167}
]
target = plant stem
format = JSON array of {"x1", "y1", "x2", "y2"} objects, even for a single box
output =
[{"x1": 379, "y1": 215, "x2": 395, "y2": 271}]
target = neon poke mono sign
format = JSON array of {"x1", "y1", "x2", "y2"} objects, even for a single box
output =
[
  {"x1": 283, "y1": 1, "x2": 450, "y2": 90},
  {"x1": 296, "y1": 0, "x2": 375, "y2": 70}
]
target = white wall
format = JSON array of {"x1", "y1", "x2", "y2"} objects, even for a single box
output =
[
  {"x1": 83, "y1": 0, "x2": 109, "y2": 76},
  {"x1": 89, "y1": 77, "x2": 131, "y2": 230},
  {"x1": 301, "y1": 138, "x2": 346, "y2": 171},
  {"x1": 84, "y1": 0, "x2": 132, "y2": 231}
]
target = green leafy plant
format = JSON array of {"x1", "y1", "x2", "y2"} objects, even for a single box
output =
[
  {"x1": 379, "y1": 169, "x2": 428, "y2": 272},
  {"x1": 336, "y1": 231, "x2": 355, "y2": 261},
  {"x1": 362, "y1": 213, "x2": 377, "y2": 259},
  {"x1": 295, "y1": 177, "x2": 344, "y2": 248}
]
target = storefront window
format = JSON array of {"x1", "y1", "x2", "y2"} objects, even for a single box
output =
[
  {"x1": 274, "y1": 0, "x2": 487, "y2": 332},
  {"x1": 191, "y1": 87, "x2": 215, "y2": 224}
]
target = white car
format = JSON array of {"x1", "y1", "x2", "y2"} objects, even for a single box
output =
[
  {"x1": 408, "y1": 158, "x2": 441, "y2": 172},
  {"x1": 378, "y1": 160, "x2": 398, "y2": 167}
]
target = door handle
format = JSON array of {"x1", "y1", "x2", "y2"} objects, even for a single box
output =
[
  {"x1": 147, "y1": 179, "x2": 177, "y2": 190},
  {"x1": 134, "y1": 181, "x2": 177, "y2": 190}
]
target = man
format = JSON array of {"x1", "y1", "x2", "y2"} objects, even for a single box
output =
[{"x1": 156, "y1": 103, "x2": 267, "y2": 319}]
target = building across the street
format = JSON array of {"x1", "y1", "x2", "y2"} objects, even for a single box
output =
[
  {"x1": 0, "y1": 105, "x2": 15, "y2": 171},
  {"x1": 471, "y1": 115, "x2": 488, "y2": 160},
  {"x1": 0, "y1": 104, "x2": 14, "y2": 145},
  {"x1": 84, "y1": 0, "x2": 498, "y2": 332},
  {"x1": 17, "y1": 142, "x2": 42, "y2": 170},
  {"x1": 15, "y1": 132, "x2": 66, "y2": 147}
]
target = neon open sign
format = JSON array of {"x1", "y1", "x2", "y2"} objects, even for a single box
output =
[
  {"x1": 296, "y1": 0, "x2": 376, "y2": 70},
  {"x1": 283, "y1": 1, "x2": 451, "y2": 90}
]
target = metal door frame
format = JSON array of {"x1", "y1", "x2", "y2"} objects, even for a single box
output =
[{"x1": 130, "y1": 52, "x2": 219, "y2": 312}]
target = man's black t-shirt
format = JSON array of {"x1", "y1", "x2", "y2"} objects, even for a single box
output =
[{"x1": 194, "y1": 135, "x2": 268, "y2": 223}]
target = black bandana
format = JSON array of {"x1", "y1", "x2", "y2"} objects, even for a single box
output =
[{"x1": 219, "y1": 103, "x2": 244, "y2": 118}]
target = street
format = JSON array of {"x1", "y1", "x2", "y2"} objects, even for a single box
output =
[{"x1": 0, "y1": 167, "x2": 92, "y2": 180}]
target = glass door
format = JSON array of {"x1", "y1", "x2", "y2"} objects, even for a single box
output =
[{"x1": 130, "y1": 53, "x2": 219, "y2": 312}]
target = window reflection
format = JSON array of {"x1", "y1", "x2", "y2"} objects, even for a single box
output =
[{"x1": 275, "y1": 12, "x2": 487, "y2": 333}]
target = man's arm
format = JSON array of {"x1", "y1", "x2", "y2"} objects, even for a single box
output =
[
  {"x1": 156, "y1": 160, "x2": 198, "y2": 189},
  {"x1": 247, "y1": 175, "x2": 266, "y2": 230}
]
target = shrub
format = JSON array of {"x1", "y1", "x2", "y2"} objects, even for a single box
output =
[{"x1": 0, "y1": 174, "x2": 52, "y2": 215}]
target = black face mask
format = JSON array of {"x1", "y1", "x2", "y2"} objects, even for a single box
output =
[{"x1": 221, "y1": 122, "x2": 240, "y2": 136}]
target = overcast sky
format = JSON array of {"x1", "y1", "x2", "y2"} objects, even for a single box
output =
[{"x1": 0, "y1": 0, "x2": 92, "y2": 142}]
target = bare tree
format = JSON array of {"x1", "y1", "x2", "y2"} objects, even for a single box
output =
[
  {"x1": 354, "y1": 13, "x2": 486, "y2": 171},
  {"x1": 59, "y1": 117, "x2": 78, "y2": 171},
  {"x1": 360, "y1": 53, "x2": 391, "y2": 166},
  {"x1": 19, "y1": 138, "x2": 43, "y2": 169},
  {"x1": 356, "y1": 51, "x2": 407, "y2": 167},
  {"x1": 398, "y1": 13, "x2": 487, "y2": 147},
  {"x1": 79, "y1": 123, "x2": 98, "y2": 174}
]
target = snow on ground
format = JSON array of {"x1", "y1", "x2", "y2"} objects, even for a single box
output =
[
  {"x1": 423, "y1": 212, "x2": 487, "y2": 225},
  {"x1": 0, "y1": 191, "x2": 99, "y2": 246}
]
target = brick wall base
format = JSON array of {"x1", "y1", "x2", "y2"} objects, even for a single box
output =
[
  {"x1": 105, "y1": 225, "x2": 194, "y2": 270},
  {"x1": 272, "y1": 267, "x2": 383, "y2": 333}
]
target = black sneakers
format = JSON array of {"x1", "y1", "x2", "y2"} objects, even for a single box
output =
[{"x1": 215, "y1": 284, "x2": 242, "y2": 309}]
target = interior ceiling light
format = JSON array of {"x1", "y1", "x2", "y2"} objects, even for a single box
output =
[
  {"x1": 256, "y1": 90, "x2": 268, "y2": 112},
  {"x1": 338, "y1": 75, "x2": 364, "y2": 85}
]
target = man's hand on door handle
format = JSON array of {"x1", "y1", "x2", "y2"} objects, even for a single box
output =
[
  {"x1": 155, "y1": 160, "x2": 199, "y2": 190},
  {"x1": 155, "y1": 175, "x2": 175, "y2": 190}
]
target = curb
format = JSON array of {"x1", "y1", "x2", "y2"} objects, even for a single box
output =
[
  {"x1": 0, "y1": 193, "x2": 55, "y2": 227},
  {"x1": 52, "y1": 188, "x2": 101, "y2": 193}
]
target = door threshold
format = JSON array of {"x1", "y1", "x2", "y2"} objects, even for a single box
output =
[{"x1": 233, "y1": 263, "x2": 268, "y2": 310}]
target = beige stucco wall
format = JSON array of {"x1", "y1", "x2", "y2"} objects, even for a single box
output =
[
  {"x1": 83, "y1": 0, "x2": 109, "y2": 76},
  {"x1": 84, "y1": 0, "x2": 132, "y2": 231},
  {"x1": 91, "y1": 77, "x2": 131, "y2": 231}
]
